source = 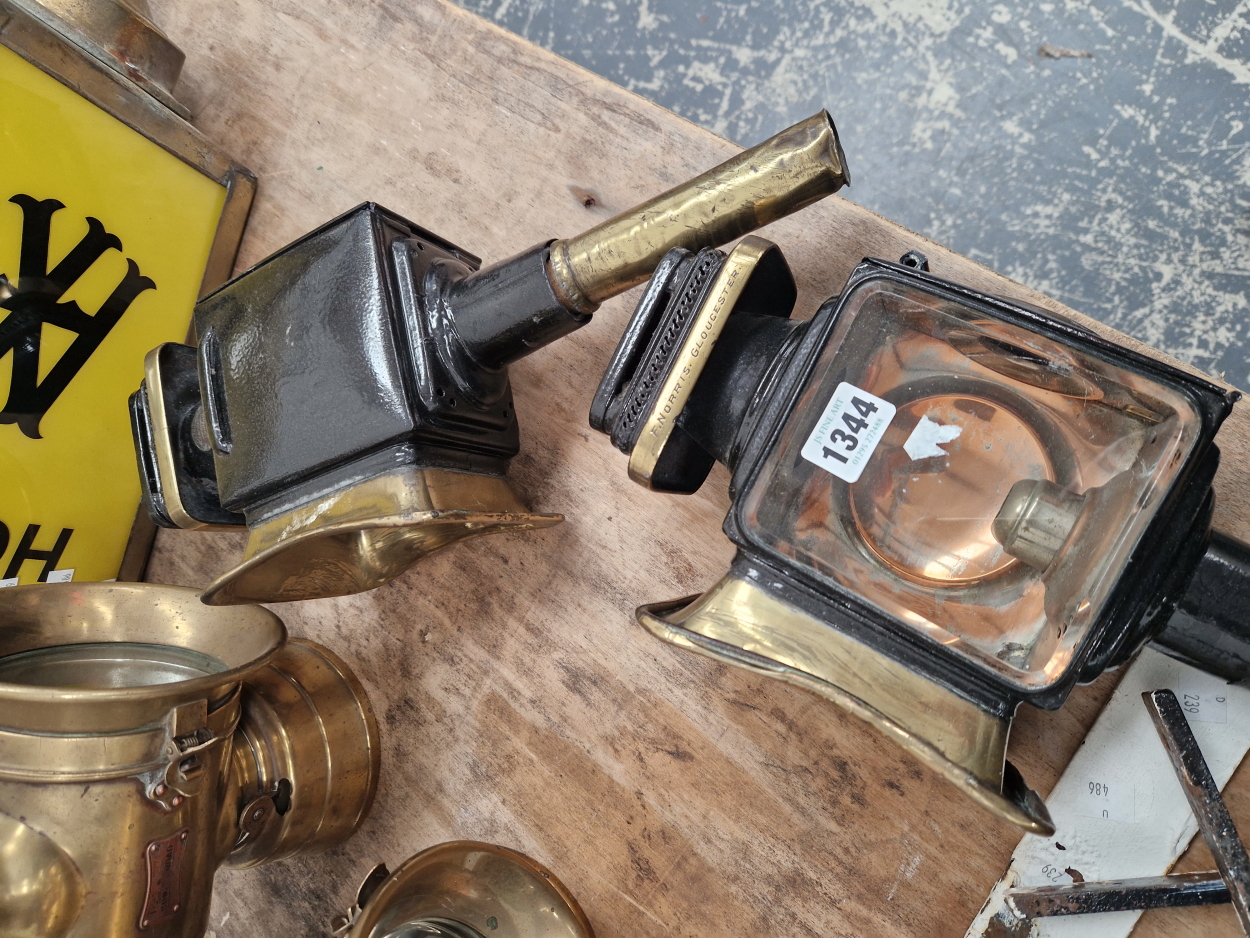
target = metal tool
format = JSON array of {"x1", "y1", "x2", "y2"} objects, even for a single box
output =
[
  {"x1": 984, "y1": 688, "x2": 1250, "y2": 935},
  {"x1": 0, "y1": 582, "x2": 380, "y2": 938},
  {"x1": 1145, "y1": 688, "x2": 1250, "y2": 931},
  {"x1": 130, "y1": 112, "x2": 849, "y2": 605},
  {"x1": 1001, "y1": 871, "x2": 1229, "y2": 922}
]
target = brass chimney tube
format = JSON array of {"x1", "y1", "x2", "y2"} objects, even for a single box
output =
[{"x1": 546, "y1": 110, "x2": 850, "y2": 312}]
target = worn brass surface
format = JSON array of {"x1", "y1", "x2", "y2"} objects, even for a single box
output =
[
  {"x1": 0, "y1": 583, "x2": 378, "y2": 937},
  {"x1": 627, "y1": 236, "x2": 777, "y2": 488},
  {"x1": 13, "y1": 0, "x2": 186, "y2": 113},
  {"x1": 342, "y1": 841, "x2": 595, "y2": 938},
  {"x1": 0, "y1": 0, "x2": 255, "y2": 300},
  {"x1": 142, "y1": 347, "x2": 244, "y2": 533},
  {"x1": 227, "y1": 639, "x2": 381, "y2": 868},
  {"x1": 549, "y1": 110, "x2": 849, "y2": 308},
  {"x1": 202, "y1": 468, "x2": 563, "y2": 605},
  {"x1": 0, "y1": 810, "x2": 86, "y2": 938},
  {"x1": 0, "y1": 582, "x2": 282, "y2": 733},
  {"x1": 636, "y1": 574, "x2": 1054, "y2": 834}
]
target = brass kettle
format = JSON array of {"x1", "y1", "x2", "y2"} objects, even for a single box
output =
[{"x1": 0, "y1": 582, "x2": 380, "y2": 937}]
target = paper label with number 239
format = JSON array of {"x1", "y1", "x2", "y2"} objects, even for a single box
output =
[{"x1": 800, "y1": 382, "x2": 896, "y2": 483}]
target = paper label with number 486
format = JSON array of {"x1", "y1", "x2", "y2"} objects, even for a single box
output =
[{"x1": 800, "y1": 382, "x2": 896, "y2": 483}]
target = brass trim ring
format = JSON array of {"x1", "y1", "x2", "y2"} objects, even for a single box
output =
[{"x1": 627, "y1": 235, "x2": 775, "y2": 488}]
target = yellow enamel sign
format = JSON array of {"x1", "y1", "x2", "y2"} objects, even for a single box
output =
[{"x1": 0, "y1": 44, "x2": 226, "y2": 584}]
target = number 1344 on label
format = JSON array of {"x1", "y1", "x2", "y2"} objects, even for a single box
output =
[{"x1": 801, "y1": 382, "x2": 896, "y2": 483}]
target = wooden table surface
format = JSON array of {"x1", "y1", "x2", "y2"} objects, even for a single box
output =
[{"x1": 146, "y1": 2, "x2": 1250, "y2": 935}]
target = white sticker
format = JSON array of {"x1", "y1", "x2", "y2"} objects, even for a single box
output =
[
  {"x1": 1178, "y1": 668, "x2": 1230, "y2": 724},
  {"x1": 1072, "y1": 775, "x2": 1134, "y2": 823},
  {"x1": 45, "y1": 569, "x2": 74, "y2": 584},
  {"x1": 903, "y1": 415, "x2": 962, "y2": 460},
  {"x1": 0, "y1": 578, "x2": 17, "y2": 588},
  {"x1": 800, "y1": 382, "x2": 896, "y2": 483}
]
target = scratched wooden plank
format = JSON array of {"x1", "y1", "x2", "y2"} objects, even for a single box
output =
[{"x1": 144, "y1": 2, "x2": 1249, "y2": 936}]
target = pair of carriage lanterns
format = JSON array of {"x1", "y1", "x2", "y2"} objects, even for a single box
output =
[
  {"x1": 129, "y1": 105, "x2": 1250, "y2": 838},
  {"x1": 4, "y1": 3, "x2": 1250, "y2": 935}
]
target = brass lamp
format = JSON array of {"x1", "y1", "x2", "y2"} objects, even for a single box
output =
[
  {"x1": 0, "y1": 582, "x2": 380, "y2": 937},
  {"x1": 592, "y1": 241, "x2": 1247, "y2": 834},
  {"x1": 129, "y1": 112, "x2": 850, "y2": 605},
  {"x1": 331, "y1": 841, "x2": 594, "y2": 938}
]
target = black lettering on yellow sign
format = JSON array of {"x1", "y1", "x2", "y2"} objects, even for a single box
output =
[
  {"x1": 0, "y1": 194, "x2": 156, "y2": 438},
  {"x1": 0, "y1": 522, "x2": 73, "y2": 581}
]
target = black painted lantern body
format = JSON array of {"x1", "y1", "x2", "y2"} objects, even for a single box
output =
[
  {"x1": 128, "y1": 112, "x2": 854, "y2": 605},
  {"x1": 130, "y1": 203, "x2": 567, "y2": 605},
  {"x1": 192, "y1": 205, "x2": 516, "y2": 514}
]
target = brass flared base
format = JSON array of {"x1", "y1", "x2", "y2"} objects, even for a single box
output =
[
  {"x1": 339, "y1": 841, "x2": 595, "y2": 938},
  {"x1": 636, "y1": 575, "x2": 1054, "y2": 835},
  {"x1": 203, "y1": 469, "x2": 563, "y2": 605}
]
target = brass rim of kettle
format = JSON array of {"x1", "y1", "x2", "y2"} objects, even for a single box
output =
[
  {"x1": 347, "y1": 841, "x2": 595, "y2": 938},
  {"x1": 0, "y1": 582, "x2": 285, "y2": 733},
  {"x1": 636, "y1": 575, "x2": 1055, "y2": 835}
]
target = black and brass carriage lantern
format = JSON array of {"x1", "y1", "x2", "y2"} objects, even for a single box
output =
[
  {"x1": 591, "y1": 238, "x2": 1250, "y2": 835},
  {"x1": 0, "y1": 582, "x2": 379, "y2": 938},
  {"x1": 129, "y1": 112, "x2": 850, "y2": 605}
]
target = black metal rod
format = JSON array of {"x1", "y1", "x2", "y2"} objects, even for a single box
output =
[
  {"x1": 1144, "y1": 688, "x2": 1250, "y2": 934},
  {"x1": 1153, "y1": 530, "x2": 1250, "y2": 682},
  {"x1": 1005, "y1": 871, "x2": 1229, "y2": 918},
  {"x1": 447, "y1": 243, "x2": 589, "y2": 370}
]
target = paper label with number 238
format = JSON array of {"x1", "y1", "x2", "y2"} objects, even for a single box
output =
[{"x1": 800, "y1": 382, "x2": 896, "y2": 483}]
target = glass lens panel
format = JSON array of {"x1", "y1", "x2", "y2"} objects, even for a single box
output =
[{"x1": 741, "y1": 278, "x2": 1200, "y2": 689}]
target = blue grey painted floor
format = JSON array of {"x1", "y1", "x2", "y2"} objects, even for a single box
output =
[{"x1": 453, "y1": 0, "x2": 1250, "y2": 385}]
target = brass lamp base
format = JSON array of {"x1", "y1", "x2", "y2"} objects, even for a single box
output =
[
  {"x1": 335, "y1": 841, "x2": 595, "y2": 938},
  {"x1": 636, "y1": 575, "x2": 1054, "y2": 835},
  {"x1": 202, "y1": 469, "x2": 562, "y2": 605}
]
